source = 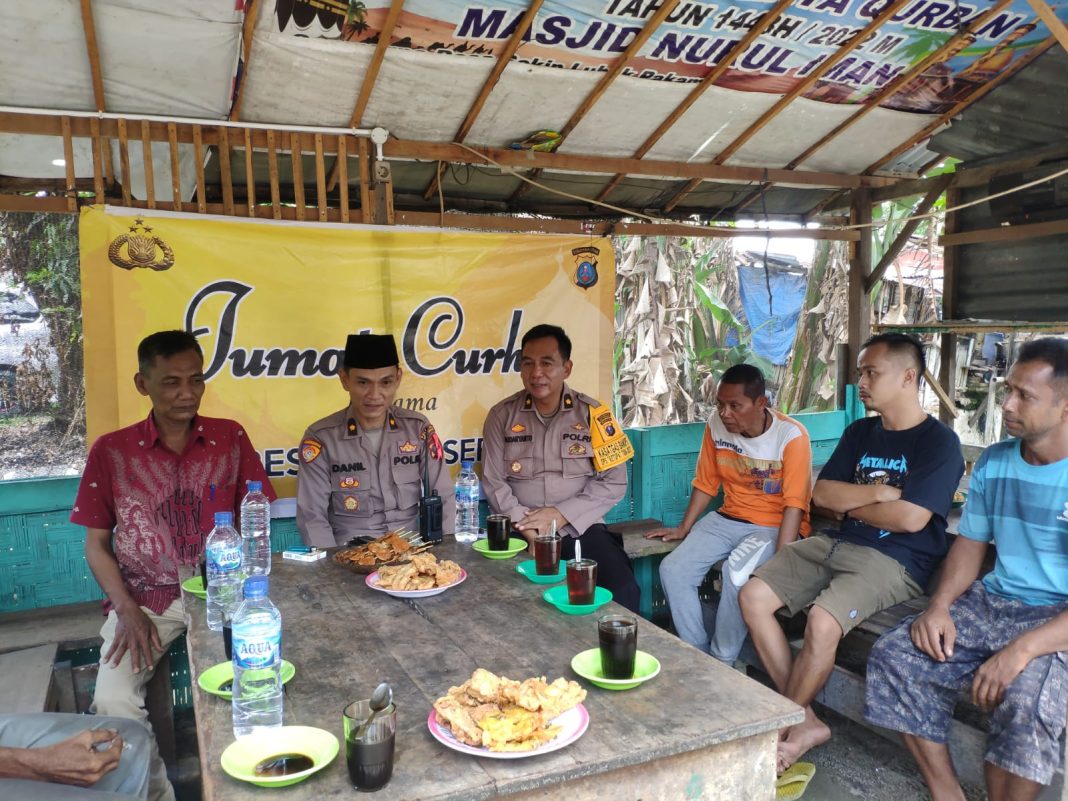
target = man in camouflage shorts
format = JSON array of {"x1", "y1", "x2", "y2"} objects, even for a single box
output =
[{"x1": 866, "y1": 338, "x2": 1068, "y2": 801}]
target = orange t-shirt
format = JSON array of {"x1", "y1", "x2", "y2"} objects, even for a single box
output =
[{"x1": 692, "y1": 409, "x2": 812, "y2": 536}]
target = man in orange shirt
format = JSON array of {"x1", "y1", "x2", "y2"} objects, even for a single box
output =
[{"x1": 647, "y1": 365, "x2": 812, "y2": 663}]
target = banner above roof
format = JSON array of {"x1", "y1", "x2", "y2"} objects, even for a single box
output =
[{"x1": 272, "y1": 0, "x2": 1053, "y2": 115}]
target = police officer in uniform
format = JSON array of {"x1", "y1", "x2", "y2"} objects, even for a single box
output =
[
  {"x1": 297, "y1": 333, "x2": 453, "y2": 547},
  {"x1": 482, "y1": 324, "x2": 640, "y2": 612}
]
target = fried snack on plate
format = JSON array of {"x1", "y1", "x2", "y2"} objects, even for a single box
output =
[
  {"x1": 433, "y1": 669, "x2": 586, "y2": 752},
  {"x1": 435, "y1": 559, "x2": 462, "y2": 586}
]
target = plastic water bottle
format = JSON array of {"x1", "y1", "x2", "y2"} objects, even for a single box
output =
[
  {"x1": 240, "y1": 481, "x2": 272, "y2": 575},
  {"x1": 205, "y1": 512, "x2": 243, "y2": 632},
  {"x1": 231, "y1": 576, "x2": 283, "y2": 738},
  {"x1": 453, "y1": 461, "x2": 480, "y2": 544}
]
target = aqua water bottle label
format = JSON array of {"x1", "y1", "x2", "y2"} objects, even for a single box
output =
[
  {"x1": 208, "y1": 548, "x2": 242, "y2": 572},
  {"x1": 234, "y1": 633, "x2": 281, "y2": 669}
]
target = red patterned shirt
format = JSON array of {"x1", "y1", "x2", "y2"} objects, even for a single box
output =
[{"x1": 71, "y1": 414, "x2": 276, "y2": 615}]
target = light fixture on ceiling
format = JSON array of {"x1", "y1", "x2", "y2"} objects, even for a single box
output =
[{"x1": 51, "y1": 158, "x2": 66, "y2": 166}]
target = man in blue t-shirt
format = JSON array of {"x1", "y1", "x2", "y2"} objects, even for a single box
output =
[
  {"x1": 866, "y1": 338, "x2": 1068, "y2": 801},
  {"x1": 740, "y1": 332, "x2": 964, "y2": 773}
]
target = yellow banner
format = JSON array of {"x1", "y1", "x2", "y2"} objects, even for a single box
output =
[{"x1": 80, "y1": 206, "x2": 614, "y2": 497}]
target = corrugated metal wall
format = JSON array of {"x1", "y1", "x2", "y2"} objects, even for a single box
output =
[{"x1": 956, "y1": 184, "x2": 1068, "y2": 321}]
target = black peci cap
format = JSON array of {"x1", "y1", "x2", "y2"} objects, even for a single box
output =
[{"x1": 343, "y1": 334, "x2": 399, "y2": 369}]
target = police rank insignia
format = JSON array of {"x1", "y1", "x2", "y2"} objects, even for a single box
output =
[
  {"x1": 571, "y1": 245, "x2": 600, "y2": 290},
  {"x1": 339, "y1": 476, "x2": 359, "y2": 489},
  {"x1": 301, "y1": 439, "x2": 322, "y2": 463},
  {"x1": 568, "y1": 443, "x2": 586, "y2": 455},
  {"x1": 510, "y1": 423, "x2": 526, "y2": 433},
  {"x1": 572, "y1": 423, "x2": 586, "y2": 431},
  {"x1": 510, "y1": 461, "x2": 522, "y2": 474},
  {"x1": 399, "y1": 441, "x2": 418, "y2": 453},
  {"x1": 343, "y1": 496, "x2": 360, "y2": 511}
]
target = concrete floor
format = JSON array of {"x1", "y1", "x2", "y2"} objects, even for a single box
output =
[{"x1": 793, "y1": 704, "x2": 987, "y2": 801}]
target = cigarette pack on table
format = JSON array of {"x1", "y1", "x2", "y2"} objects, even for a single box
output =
[{"x1": 282, "y1": 547, "x2": 326, "y2": 562}]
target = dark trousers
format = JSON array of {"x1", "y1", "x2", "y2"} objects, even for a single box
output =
[{"x1": 561, "y1": 524, "x2": 640, "y2": 614}]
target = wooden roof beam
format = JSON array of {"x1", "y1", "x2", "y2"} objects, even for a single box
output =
[
  {"x1": 596, "y1": 0, "x2": 794, "y2": 204},
  {"x1": 785, "y1": 0, "x2": 1013, "y2": 171},
  {"x1": 229, "y1": 0, "x2": 263, "y2": 121},
  {"x1": 422, "y1": 0, "x2": 545, "y2": 201},
  {"x1": 326, "y1": 0, "x2": 406, "y2": 193},
  {"x1": 864, "y1": 174, "x2": 951, "y2": 292},
  {"x1": 864, "y1": 37, "x2": 1056, "y2": 175},
  {"x1": 508, "y1": 0, "x2": 682, "y2": 206},
  {"x1": 1027, "y1": 0, "x2": 1068, "y2": 53},
  {"x1": 385, "y1": 138, "x2": 894, "y2": 189},
  {"x1": 78, "y1": 0, "x2": 106, "y2": 112},
  {"x1": 0, "y1": 111, "x2": 898, "y2": 190},
  {"x1": 663, "y1": 0, "x2": 913, "y2": 213}
]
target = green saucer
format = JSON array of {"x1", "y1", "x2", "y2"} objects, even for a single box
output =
[
  {"x1": 198, "y1": 660, "x2": 296, "y2": 700},
  {"x1": 472, "y1": 537, "x2": 527, "y2": 559},
  {"x1": 220, "y1": 725, "x2": 338, "y2": 787},
  {"x1": 181, "y1": 575, "x2": 207, "y2": 599},
  {"x1": 571, "y1": 648, "x2": 661, "y2": 690},
  {"x1": 543, "y1": 584, "x2": 612, "y2": 615},
  {"x1": 516, "y1": 559, "x2": 566, "y2": 584}
]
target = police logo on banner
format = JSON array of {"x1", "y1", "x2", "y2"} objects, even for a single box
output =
[{"x1": 572, "y1": 246, "x2": 599, "y2": 290}]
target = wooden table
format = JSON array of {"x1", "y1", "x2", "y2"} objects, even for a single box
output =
[{"x1": 183, "y1": 541, "x2": 802, "y2": 800}]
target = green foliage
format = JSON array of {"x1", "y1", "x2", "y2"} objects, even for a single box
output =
[{"x1": 0, "y1": 212, "x2": 83, "y2": 431}]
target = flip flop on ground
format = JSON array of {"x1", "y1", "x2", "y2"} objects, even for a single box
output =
[{"x1": 776, "y1": 762, "x2": 816, "y2": 801}]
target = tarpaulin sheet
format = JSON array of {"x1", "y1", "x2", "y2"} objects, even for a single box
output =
[{"x1": 736, "y1": 262, "x2": 810, "y2": 366}]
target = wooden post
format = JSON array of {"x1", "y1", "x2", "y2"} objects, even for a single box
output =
[
  {"x1": 939, "y1": 187, "x2": 961, "y2": 424},
  {"x1": 848, "y1": 188, "x2": 873, "y2": 370},
  {"x1": 835, "y1": 342, "x2": 850, "y2": 410}
]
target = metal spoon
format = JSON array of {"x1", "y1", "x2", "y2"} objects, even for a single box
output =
[{"x1": 355, "y1": 682, "x2": 393, "y2": 739}]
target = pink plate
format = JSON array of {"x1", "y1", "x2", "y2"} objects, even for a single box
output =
[
  {"x1": 427, "y1": 703, "x2": 589, "y2": 759},
  {"x1": 364, "y1": 568, "x2": 467, "y2": 598}
]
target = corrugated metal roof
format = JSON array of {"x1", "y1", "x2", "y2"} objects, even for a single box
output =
[{"x1": 929, "y1": 48, "x2": 1068, "y2": 164}]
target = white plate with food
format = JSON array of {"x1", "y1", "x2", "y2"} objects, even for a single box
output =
[
  {"x1": 427, "y1": 703, "x2": 588, "y2": 759},
  {"x1": 428, "y1": 668, "x2": 589, "y2": 759},
  {"x1": 365, "y1": 568, "x2": 466, "y2": 598},
  {"x1": 364, "y1": 552, "x2": 467, "y2": 598}
]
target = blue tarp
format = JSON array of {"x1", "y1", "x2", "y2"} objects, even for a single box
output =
[{"x1": 732, "y1": 262, "x2": 809, "y2": 366}]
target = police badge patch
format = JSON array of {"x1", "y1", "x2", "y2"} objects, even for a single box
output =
[
  {"x1": 510, "y1": 424, "x2": 526, "y2": 433},
  {"x1": 568, "y1": 443, "x2": 586, "y2": 455},
  {"x1": 339, "y1": 476, "x2": 359, "y2": 489},
  {"x1": 343, "y1": 496, "x2": 360, "y2": 511},
  {"x1": 399, "y1": 441, "x2": 418, "y2": 453},
  {"x1": 301, "y1": 439, "x2": 322, "y2": 463},
  {"x1": 510, "y1": 461, "x2": 522, "y2": 474},
  {"x1": 572, "y1": 246, "x2": 600, "y2": 290}
]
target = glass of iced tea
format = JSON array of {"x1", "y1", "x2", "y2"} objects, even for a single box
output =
[
  {"x1": 566, "y1": 558, "x2": 597, "y2": 605},
  {"x1": 533, "y1": 533, "x2": 561, "y2": 575},
  {"x1": 598, "y1": 614, "x2": 637, "y2": 679}
]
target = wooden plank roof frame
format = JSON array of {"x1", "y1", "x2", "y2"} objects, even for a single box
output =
[
  {"x1": 729, "y1": 0, "x2": 1014, "y2": 217},
  {"x1": 662, "y1": 0, "x2": 913, "y2": 213},
  {"x1": 595, "y1": 0, "x2": 795, "y2": 205},
  {"x1": 507, "y1": 0, "x2": 683, "y2": 205},
  {"x1": 422, "y1": 0, "x2": 546, "y2": 202},
  {"x1": 325, "y1": 0, "x2": 406, "y2": 193}
]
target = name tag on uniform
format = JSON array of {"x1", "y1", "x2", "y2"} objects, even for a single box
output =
[{"x1": 588, "y1": 402, "x2": 633, "y2": 471}]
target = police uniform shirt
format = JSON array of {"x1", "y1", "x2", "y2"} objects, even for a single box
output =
[
  {"x1": 482, "y1": 384, "x2": 626, "y2": 538},
  {"x1": 296, "y1": 407, "x2": 454, "y2": 547}
]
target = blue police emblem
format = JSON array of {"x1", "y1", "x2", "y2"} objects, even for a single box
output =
[{"x1": 572, "y1": 246, "x2": 600, "y2": 290}]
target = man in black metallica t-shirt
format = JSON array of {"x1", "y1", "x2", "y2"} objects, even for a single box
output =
[{"x1": 740, "y1": 333, "x2": 964, "y2": 773}]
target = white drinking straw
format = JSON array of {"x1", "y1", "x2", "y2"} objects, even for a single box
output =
[{"x1": 574, "y1": 538, "x2": 582, "y2": 563}]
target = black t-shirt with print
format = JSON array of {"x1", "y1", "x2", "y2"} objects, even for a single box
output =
[{"x1": 818, "y1": 415, "x2": 963, "y2": 587}]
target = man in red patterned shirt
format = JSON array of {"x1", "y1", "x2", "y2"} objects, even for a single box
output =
[{"x1": 71, "y1": 330, "x2": 274, "y2": 801}]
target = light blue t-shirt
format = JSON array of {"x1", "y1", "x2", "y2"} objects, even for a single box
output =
[{"x1": 961, "y1": 439, "x2": 1068, "y2": 606}]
